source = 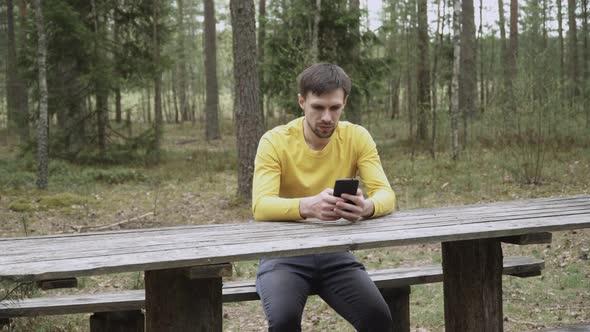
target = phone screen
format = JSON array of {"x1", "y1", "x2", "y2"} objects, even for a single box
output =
[{"x1": 333, "y1": 178, "x2": 359, "y2": 205}]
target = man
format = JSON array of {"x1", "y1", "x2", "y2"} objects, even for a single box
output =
[{"x1": 252, "y1": 63, "x2": 396, "y2": 331}]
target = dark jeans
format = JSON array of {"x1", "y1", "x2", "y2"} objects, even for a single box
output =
[{"x1": 256, "y1": 252, "x2": 393, "y2": 332}]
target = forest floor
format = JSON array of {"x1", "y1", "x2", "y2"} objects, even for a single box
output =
[{"x1": 1, "y1": 117, "x2": 589, "y2": 331}]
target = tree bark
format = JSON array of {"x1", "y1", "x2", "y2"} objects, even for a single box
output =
[
  {"x1": 478, "y1": 0, "x2": 484, "y2": 112},
  {"x1": 259, "y1": 0, "x2": 267, "y2": 125},
  {"x1": 230, "y1": 0, "x2": 265, "y2": 200},
  {"x1": 6, "y1": 0, "x2": 29, "y2": 143},
  {"x1": 176, "y1": 0, "x2": 189, "y2": 122},
  {"x1": 460, "y1": 0, "x2": 476, "y2": 148},
  {"x1": 558, "y1": 0, "x2": 565, "y2": 86},
  {"x1": 34, "y1": 0, "x2": 48, "y2": 189},
  {"x1": 509, "y1": 0, "x2": 518, "y2": 83},
  {"x1": 567, "y1": 0, "x2": 579, "y2": 98},
  {"x1": 431, "y1": 0, "x2": 446, "y2": 159},
  {"x1": 204, "y1": 0, "x2": 221, "y2": 140},
  {"x1": 416, "y1": 0, "x2": 430, "y2": 144},
  {"x1": 92, "y1": 0, "x2": 108, "y2": 158},
  {"x1": 583, "y1": 0, "x2": 590, "y2": 127},
  {"x1": 347, "y1": 0, "x2": 362, "y2": 125},
  {"x1": 451, "y1": 0, "x2": 461, "y2": 160},
  {"x1": 310, "y1": 0, "x2": 321, "y2": 63},
  {"x1": 151, "y1": 0, "x2": 163, "y2": 163}
]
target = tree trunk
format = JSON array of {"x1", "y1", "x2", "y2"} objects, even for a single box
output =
[
  {"x1": 259, "y1": 0, "x2": 267, "y2": 126},
  {"x1": 567, "y1": 0, "x2": 579, "y2": 98},
  {"x1": 451, "y1": 0, "x2": 461, "y2": 160},
  {"x1": 114, "y1": 9, "x2": 122, "y2": 124},
  {"x1": 172, "y1": 67, "x2": 180, "y2": 123},
  {"x1": 310, "y1": 0, "x2": 321, "y2": 63},
  {"x1": 92, "y1": 0, "x2": 108, "y2": 158},
  {"x1": 204, "y1": 0, "x2": 221, "y2": 140},
  {"x1": 347, "y1": 0, "x2": 362, "y2": 125},
  {"x1": 230, "y1": 0, "x2": 265, "y2": 200},
  {"x1": 416, "y1": 0, "x2": 430, "y2": 144},
  {"x1": 509, "y1": 0, "x2": 518, "y2": 83},
  {"x1": 583, "y1": 0, "x2": 589, "y2": 127},
  {"x1": 147, "y1": 85, "x2": 152, "y2": 124},
  {"x1": 34, "y1": 0, "x2": 48, "y2": 189},
  {"x1": 558, "y1": 0, "x2": 565, "y2": 86},
  {"x1": 176, "y1": 0, "x2": 189, "y2": 123},
  {"x1": 460, "y1": 0, "x2": 476, "y2": 148},
  {"x1": 478, "y1": 0, "x2": 484, "y2": 112},
  {"x1": 151, "y1": 0, "x2": 163, "y2": 163},
  {"x1": 431, "y1": 0, "x2": 446, "y2": 159},
  {"x1": 6, "y1": 0, "x2": 29, "y2": 143}
]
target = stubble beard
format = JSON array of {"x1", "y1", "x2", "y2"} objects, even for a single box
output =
[{"x1": 307, "y1": 118, "x2": 336, "y2": 139}]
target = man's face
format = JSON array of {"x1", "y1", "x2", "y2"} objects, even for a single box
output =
[{"x1": 298, "y1": 89, "x2": 347, "y2": 139}]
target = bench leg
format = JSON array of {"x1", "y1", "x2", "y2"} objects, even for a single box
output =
[
  {"x1": 90, "y1": 310, "x2": 144, "y2": 332},
  {"x1": 442, "y1": 239, "x2": 503, "y2": 332},
  {"x1": 145, "y1": 267, "x2": 223, "y2": 332},
  {"x1": 380, "y1": 286, "x2": 411, "y2": 332}
]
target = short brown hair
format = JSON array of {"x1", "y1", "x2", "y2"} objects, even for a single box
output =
[{"x1": 297, "y1": 63, "x2": 352, "y2": 98}]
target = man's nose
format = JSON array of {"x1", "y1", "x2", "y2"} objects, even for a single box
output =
[{"x1": 320, "y1": 110, "x2": 332, "y2": 122}]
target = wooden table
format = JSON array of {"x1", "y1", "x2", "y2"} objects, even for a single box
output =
[{"x1": 1, "y1": 195, "x2": 589, "y2": 331}]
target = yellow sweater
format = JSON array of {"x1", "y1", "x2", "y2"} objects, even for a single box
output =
[{"x1": 252, "y1": 117, "x2": 396, "y2": 221}]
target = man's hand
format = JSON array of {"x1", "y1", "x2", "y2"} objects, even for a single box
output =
[{"x1": 299, "y1": 188, "x2": 374, "y2": 222}]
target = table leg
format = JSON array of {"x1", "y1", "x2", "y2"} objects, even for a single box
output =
[
  {"x1": 145, "y1": 264, "x2": 231, "y2": 332},
  {"x1": 442, "y1": 239, "x2": 503, "y2": 332}
]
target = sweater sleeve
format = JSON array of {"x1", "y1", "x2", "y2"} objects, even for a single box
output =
[
  {"x1": 356, "y1": 127, "x2": 396, "y2": 217},
  {"x1": 251, "y1": 134, "x2": 302, "y2": 221}
]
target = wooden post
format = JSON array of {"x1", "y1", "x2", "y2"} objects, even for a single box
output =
[
  {"x1": 442, "y1": 239, "x2": 503, "y2": 332},
  {"x1": 90, "y1": 310, "x2": 144, "y2": 332},
  {"x1": 380, "y1": 286, "x2": 411, "y2": 332},
  {"x1": 145, "y1": 263, "x2": 231, "y2": 332}
]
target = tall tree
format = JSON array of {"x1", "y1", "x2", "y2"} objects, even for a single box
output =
[
  {"x1": 498, "y1": 0, "x2": 514, "y2": 116},
  {"x1": 33, "y1": 0, "x2": 48, "y2": 189},
  {"x1": 583, "y1": 0, "x2": 589, "y2": 127},
  {"x1": 259, "y1": 0, "x2": 267, "y2": 123},
  {"x1": 230, "y1": 0, "x2": 265, "y2": 200},
  {"x1": 310, "y1": 0, "x2": 321, "y2": 63},
  {"x1": 431, "y1": 0, "x2": 446, "y2": 158},
  {"x1": 176, "y1": 0, "x2": 189, "y2": 122},
  {"x1": 567, "y1": 0, "x2": 579, "y2": 97},
  {"x1": 478, "y1": 0, "x2": 484, "y2": 111},
  {"x1": 416, "y1": 0, "x2": 430, "y2": 144},
  {"x1": 459, "y1": 0, "x2": 476, "y2": 147},
  {"x1": 509, "y1": 0, "x2": 518, "y2": 83},
  {"x1": 151, "y1": 0, "x2": 163, "y2": 163},
  {"x1": 347, "y1": 0, "x2": 362, "y2": 125},
  {"x1": 91, "y1": 0, "x2": 108, "y2": 158},
  {"x1": 6, "y1": 0, "x2": 29, "y2": 143},
  {"x1": 204, "y1": 0, "x2": 220, "y2": 140},
  {"x1": 557, "y1": 0, "x2": 565, "y2": 85},
  {"x1": 451, "y1": 0, "x2": 461, "y2": 160}
]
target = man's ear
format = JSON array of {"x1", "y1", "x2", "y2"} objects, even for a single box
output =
[
  {"x1": 297, "y1": 93, "x2": 306, "y2": 110},
  {"x1": 343, "y1": 95, "x2": 349, "y2": 107}
]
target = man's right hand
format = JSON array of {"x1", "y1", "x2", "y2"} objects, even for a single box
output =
[{"x1": 299, "y1": 188, "x2": 343, "y2": 221}]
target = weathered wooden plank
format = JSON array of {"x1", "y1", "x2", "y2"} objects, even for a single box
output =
[
  {"x1": 380, "y1": 286, "x2": 410, "y2": 332},
  {"x1": 0, "y1": 205, "x2": 586, "y2": 266},
  {"x1": 0, "y1": 196, "x2": 587, "y2": 255},
  {"x1": 501, "y1": 232, "x2": 552, "y2": 245},
  {"x1": 0, "y1": 256, "x2": 543, "y2": 318},
  {"x1": 145, "y1": 267, "x2": 222, "y2": 332},
  {"x1": 442, "y1": 239, "x2": 503, "y2": 332},
  {"x1": 0, "y1": 196, "x2": 586, "y2": 281},
  {"x1": 89, "y1": 310, "x2": 144, "y2": 332}
]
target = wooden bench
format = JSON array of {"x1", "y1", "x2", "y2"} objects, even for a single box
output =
[{"x1": 0, "y1": 256, "x2": 544, "y2": 332}]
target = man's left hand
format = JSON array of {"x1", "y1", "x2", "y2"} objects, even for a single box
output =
[{"x1": 336, "y1": 189, "x2": 375, "y2": 222}]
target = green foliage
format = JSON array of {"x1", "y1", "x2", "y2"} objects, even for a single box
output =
[
  {"x1": 8, "y1": 198, "x2": 35, "y2": 212},
  {"x1": 38, "y1": 192, "x2": 89, "y2": 209}
]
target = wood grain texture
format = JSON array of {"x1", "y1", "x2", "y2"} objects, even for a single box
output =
[
  {"x1": 145, "y1": 267, "x2": 222, "y2": 332},
  {"x1": 501, "y1": 232, "x2": 552, "y2": 245},
  {"x1": 443, "y1": 239, "x2": 503, "y2": 332},
  {"x1": 380, "y1": 286, "x2": 410, "y2": 332},
  {"x1": 0, "y1": 195, "x2": 586, "y2": 282},
  {"x1": 0, "y1": 256, "x2": 543, "y2": 318}
]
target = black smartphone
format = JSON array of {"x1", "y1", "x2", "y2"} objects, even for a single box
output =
[{"x1": 333, "y1": 178, "x2": 359, "y2": 205}]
